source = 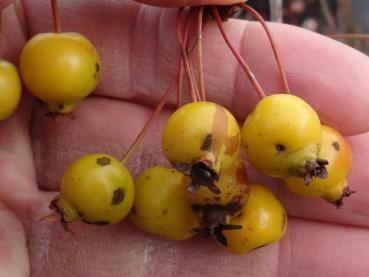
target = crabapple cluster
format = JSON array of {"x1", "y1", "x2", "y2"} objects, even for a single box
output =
[
  {"x1": 131, "y1": 101, "x2": 287, "y2": 253},
  {"x1": 1, "y1": 0, "x2": 355, "y2": 257}
]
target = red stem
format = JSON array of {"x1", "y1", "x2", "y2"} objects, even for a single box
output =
[
  {"x1": 239, "y1": 3, "x2": 291, "y2": 94},
  {"x1": 212, "y1": 6, "x2": 266, "y2": 99},
  {"x1": 51, "y1": 0, "x2": 61, "y2": 33},
  {"x1": 197, "y1": 6, "x2": 206, "y2": 101},
  {"x1": 177, "y1": 8, "x2": 198, "y2": 102},
  {"x1": 329, "y1": 33, "x2": 369, "y2": 39},
  {"x1": 121, "y1": 79, "x2": 177, "y2": 164}
]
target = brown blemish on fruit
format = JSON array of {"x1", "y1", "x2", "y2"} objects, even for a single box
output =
[
  {"x1": 95, "y1": 63, "x2": 100, "y2": 73},
  {"x1": 58, "y1": 103, "x2": 64, "y2": 110},
  {"x1": 332, "y1": 141, "x2": 340, "y2": 151},
  {"x1": 224, "y1": 201, "x2": 242, "y2": 215},
  {"x1": 214, "y1": 196, "x2": 221, "y2": 201},
  {"x1": 236, "y1": 163, "x2": 247, "y2": 185},
  {"x1": 162, "y1": 208, "x2": 168, "y2": 215},
  {"x1": 201, "y1": 134, "x2": 213, "y2": 151},
  {"x1": 211, "y1": 105, "x2": 240, "y2": 158},
  {"x1": 97, "y1": 157, "x2": 111, "y2": 166},
  {"x1": 111, "y1": 188, "x2": 125, "y2": 205},
  {"x1": 276, "y1": 144, "x2": 285, "y2": 153}
]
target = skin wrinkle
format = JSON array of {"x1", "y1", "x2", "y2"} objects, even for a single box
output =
[{"x1": 0, "y1": 1, "x2": 369, "y2": 276}]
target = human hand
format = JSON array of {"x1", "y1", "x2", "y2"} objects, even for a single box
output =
[{"x1": 1, "y1": 1, "x2": 369, "y2": 276}]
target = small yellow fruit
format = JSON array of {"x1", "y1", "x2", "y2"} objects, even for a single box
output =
[
  {"x1": 20, "y1": 32, "x2": 101, "y2": 114},
  {"x1": 283, "y1": 125, "x2": 353, "y2": 206},
  {"x1": 50, "y1": 154, "x2": 134, "y2": 229},
  {"x1": 241, "y1": 94, "x2": 324, "y2": 182},
  {"x1": 0, "y1": 59, "x2": 21, "y2": 120},
  {"x1": 162, "y1": 101, "x2": 240, "y2": 193},
  {"x1": 224, "y1": 184, "x2": 287, "y2": 254},
  {"x1": 130, "y1": 166, "x2": 200, "y2": 240}
]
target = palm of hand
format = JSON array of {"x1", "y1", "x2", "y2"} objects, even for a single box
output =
[{"x1": 1, "y1": 1, "x2": 369, "y2": 276}]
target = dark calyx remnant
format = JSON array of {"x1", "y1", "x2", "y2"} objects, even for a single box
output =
[
  {"x1": 49, "y1": 197, "x2": 73, "y2": 233},
  {"x1": 192, "y1": 203, "x2": 242, "y2": 247},
  {"x1": 304, "y1": 159, "x2": 329, "y2": 185},
  {"x1": 333, "y1": 187, "x2": 356, "y2": 209},
  {"x1": 174, "y1": 162, "x2": 220, "y2": 194}
]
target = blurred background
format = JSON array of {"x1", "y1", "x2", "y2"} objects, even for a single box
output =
[{"x1": 243, "y1": 0, "x2": 369, "y2": 54}]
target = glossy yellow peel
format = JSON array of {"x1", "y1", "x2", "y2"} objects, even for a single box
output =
[
  {"x1": 52, "y1": 154, "x2": 134, "y2": 226},
  {"x1": 130, "y1": 166, "x2": 200, "y2": 240},
  {"x1": 241, "y1": 94, "x2": 322, "y2": 179},
  {"x1": 20, "y1": 32, "x2": 101, "y2": 113},
  {"x1": 0, "y1": 60, "x2": 21, "y2": 120},
  {"x1": 224, "y1": 184, "x2": 287, "y2": 254}
]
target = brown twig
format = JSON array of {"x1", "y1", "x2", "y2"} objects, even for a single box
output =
[
  {"x1": 212, "y1": 6, "x2": 266, "y2": 99},
  {"x1": 239, "y1": 3, "x2": 291, "y2": 94},
  {"x1": 197, "y1": 6, "x2": 206, "y2": 101},
  {"x1": 51, "y1": 0, "x2": 61, "y2": 33},
  {"x1": 121, "y1": 78, "x2": 177, "y2": 164},
  {"x1": 177, "y1": 8, "x2": 198, "y2": 102}
]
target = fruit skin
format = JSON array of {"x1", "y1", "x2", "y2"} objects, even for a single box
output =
[
  {"x1": 51, "y1": 154, "x2": 134, "y2": 226},
  {"x1": 20, "y1": 32, "x2": 101, "y2": 114},
  {"x1": 0, "y1": 59, "x2": 22, "y2": 120},
  {"x1": 283, "y1": 125, "x2": 352, "y2": 205},
  {"x1": 162, "y1": 101, "x2": 240, "y2": 192},
  {"x1": 130, "y1": 166, "x2": 200, "y2": 240},
  {"x1": 241, "y1": 94, "x2": 323, "y2": 180},
  {"x1": 224, "y1": 184, "x2": 287, "y2": 254}
]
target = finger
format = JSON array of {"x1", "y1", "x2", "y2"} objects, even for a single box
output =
[
  {"x1": 32, "y1": 98, "x2": 369, "y2": 228},
  {"x1": 24, "y1": 1, "x2": 369, "y2": 135},
  {"x1": 134, "y1": 0, "x2": 241, "y2": 7},
  {"x1": 0, "y1": 4, "x2": 38, "y2": 214},
  {"x1": 0, "y1": 201, "x2": 29, "y2": 276},
  {"x1": 28, "y1": 194, "x2": 369, "y2": 277}
]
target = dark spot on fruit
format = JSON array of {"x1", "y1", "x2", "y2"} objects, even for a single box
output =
[
  {"x1": 95, "y1": 63, "x2": 100, "y2": 73},
  {"x1": 162, "y1": 208, "x2": 168, "y2": 215},
  {"x1": 82, "y1": 220, "x2": 110, "y2": 226},
  {"x1": 201, "y1": 134, "x2": 212, "y2": 151},
  {"x1": 111, "y1": 188, "x2": 125, "y2": 205},
  {"x1": 58, "y1": 103, "x2": 64, "y2": 110},
  {"x1": 332, "y1": 141, "x2": 340, "y2": 151},
  {"x1": 225, "y1": 201, "x2": 242, "y2": 215},
  {"x1": 236, "y1": 163, "x2": 247, "y2": 184},
  {"x1": 214, "y1": 196, "x2": 221, "y2": 201},
  {"x1": 276, "y1": 144, "x2": 285, "y2": 152},
  {"x1": 131, "y1": 206, "x2": 136, "y2": 214},
  {"x1": 77, "y1": 210, "x2": 84, "y2": 217},
  {"x1": 245, "y1": 144, "x2": 248, "y2": 149},
  {"x1": 97, "y1": 157, "x2": 111, "y2": 166}
]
